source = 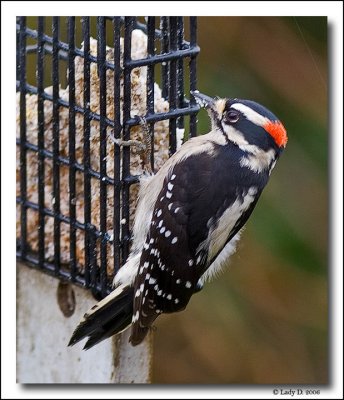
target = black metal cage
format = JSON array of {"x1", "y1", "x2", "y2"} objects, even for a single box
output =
[{"x1": 16, "y1": 17, "x2": 200, "y2": 298}]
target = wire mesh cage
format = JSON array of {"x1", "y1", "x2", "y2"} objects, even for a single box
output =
[{"x1": 16, "y1": 16, "x2": 200, "y2": 298}]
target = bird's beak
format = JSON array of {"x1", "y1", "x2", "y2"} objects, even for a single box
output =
[{"x1": 191, "y1": 91, "x2": 215, "y2": 109}]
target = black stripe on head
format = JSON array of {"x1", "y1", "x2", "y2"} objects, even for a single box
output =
[{"x1": 234, "y1": 118, "x2": 277, "y2": 151}]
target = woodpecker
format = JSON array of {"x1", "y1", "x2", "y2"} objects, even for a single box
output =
[{"x1": 69, "y1": 92, "x2": 287, "y2": 349}]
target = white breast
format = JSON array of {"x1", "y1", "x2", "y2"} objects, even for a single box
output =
[
  {"x1": 197, "y1": 186, "x2": 258, "y2": 283},
  {"x1": 199, "y1": 231, "x2": 242, "y2": 285}
]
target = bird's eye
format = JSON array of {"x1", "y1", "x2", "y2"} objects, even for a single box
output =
[{"x1": 226, "y1": 110, "x2": 240, "y2": 123}]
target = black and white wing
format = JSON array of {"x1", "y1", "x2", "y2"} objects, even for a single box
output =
[{"x1": 130, "y1": 145, "x2": 266, "y2": 345}]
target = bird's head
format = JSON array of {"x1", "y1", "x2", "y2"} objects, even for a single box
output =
[{"x1": 192, "y1": 92, "x2": 288, "y2": 156}]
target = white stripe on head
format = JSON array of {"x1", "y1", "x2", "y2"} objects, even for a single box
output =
[
  {"x1": 231, "y1": 103, "x2": 269, "y2": 127},
  {"x1": 223, "y1": 125, "x2": 249, "y2": 146}
]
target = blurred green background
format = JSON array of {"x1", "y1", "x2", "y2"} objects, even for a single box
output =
[
  {"x1": 152, "y1": 17, "x2": 328, "y2": 384},
  {"x1": 21, "y1": 16, "x2": 327, "y2": 384}
]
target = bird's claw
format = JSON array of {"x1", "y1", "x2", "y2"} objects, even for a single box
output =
[{"x1": 108, "y1": 131, "x2": 147, "y2": 152}]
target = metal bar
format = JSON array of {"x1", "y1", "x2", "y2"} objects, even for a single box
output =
[
  {"x1": 132, "y1": 18, "x2": 163, "y2": 39},
  {"x1": 89, "y1": 225, "x2": 99, "y2": 297},
  {"x1": 169, "y1": 17, "x2": 178, "y2": 156},
  {"x1": 17, "y1": 81, "x2": 200, "y2": 127},
  {"x1": 21, "y1": 25, "x2": 199, "y2": 70},
  {"x1": 16, "y1": 137, "x2": 126, "y2": 186},
  {"x1": 122, "y1": 17, "x2": 134, "y2": 262},
  {"x1": 16, "y1": 17, "x2": 20, "y2": 83},
  {"x1": 19, "y1": 16, "x2": 27, "y2": 259},
  {"x1": 34, "y1": 45, "x2": 200, "y2": 68},
  {"x1": 16, "y1": 197, "x2": 116, "y2": 241},
  {"x1": 23, "y1": 41, "x2": 117, "y2": 71},
  {"x1": 82, "y1": 17, "x2": 92, "y2": 287},
  {"x1": 147, "y1": 17, "x2": 155, "y2": 171},
  {"x1": 161, "y1": 16, "x2": 169, "y2": 100},
  {"x1": 37, "y1": 17, "x2": 45, "y2": 268},
  {"x1": 52, "y1": 16, "x2": 61, "y2": 275},
  {"x1": 113, "y1": 17, "x2": 122, "y2": 276},
  {"x1": 125, "y1": 105, "x2": 200, "y2": 125},
  {"x1": 17, "y1": 251, "x2": 109, "y2": 296},
  {"x1": 189, "y1": 17, "x2": 198, "y2": 138},
  {"x1": 68, "y1": 17, "x2": 77, "y2": 281},
  {"x1": 16, "y1": 81, "x2": 117, "y2": 128},
  {"x1": 125, "y1": 47, "x2": 200, "y2": 68},
  {"x1": 16, "y1": 16, "x2": 200, "y2": 300},
  {"x1": 177, "y1": 17, "x2": 185, "y2": 135},
  {"x1": 97, "y1": 17, "x2": 108, "y2": 297}
]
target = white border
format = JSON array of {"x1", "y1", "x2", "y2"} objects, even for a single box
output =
[
  {"x1": 1, "y1": 1, "x2": 343, "y2": 17},
  {"x1": 2, "y1": 1, "x2": 343, "y2": 399}
]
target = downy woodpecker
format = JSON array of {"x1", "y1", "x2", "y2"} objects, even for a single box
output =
[{"x1": 69, "y1": 92, "x2": 287, "y2": 349}]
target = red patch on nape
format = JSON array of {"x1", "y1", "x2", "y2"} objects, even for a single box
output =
[{"x1": 264, "y1": 120, "x2": 288, "y2": 148}]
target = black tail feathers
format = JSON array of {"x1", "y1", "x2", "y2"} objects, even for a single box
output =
[{"x1": 68, "y1": 284, "x2": 134, "y2": 350}]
